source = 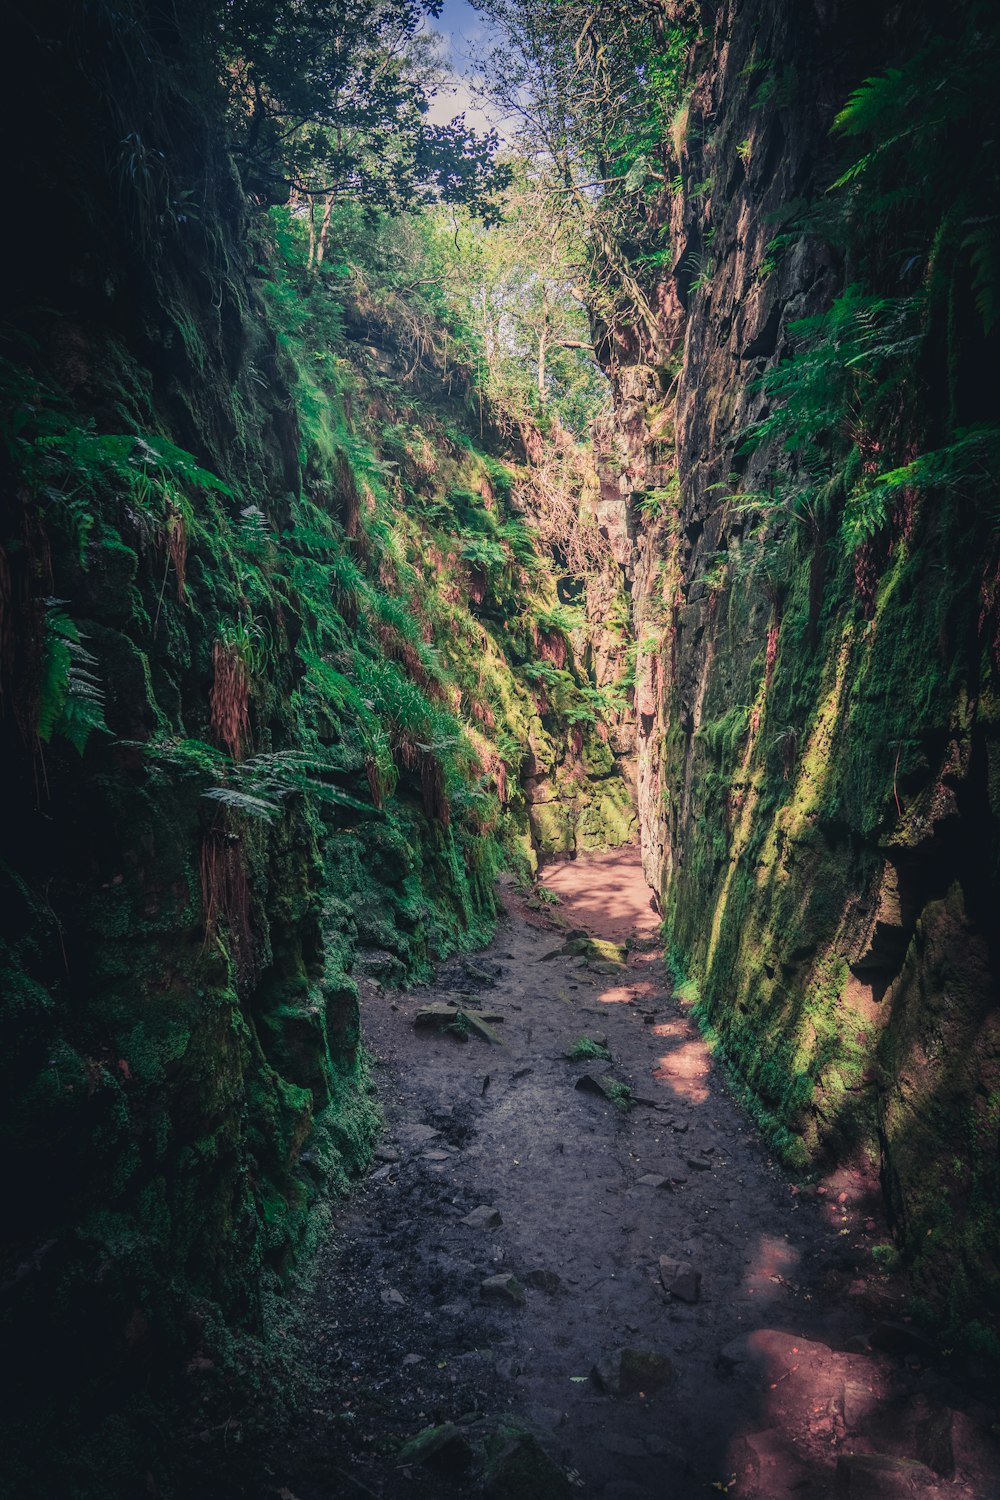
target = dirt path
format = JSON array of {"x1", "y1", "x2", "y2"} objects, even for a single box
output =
[{"x1": 238, "y1": 850, "x2": 998, "y2": 1500}]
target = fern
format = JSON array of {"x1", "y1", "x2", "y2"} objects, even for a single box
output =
[
  {"x1": 202, "y1": 787, "x2": 283, "y2": 819},
  {"x1": 237, "y1": 504, "x2": 272, "y2": 553},
  {"x1": 843, "y1": 426, "x2": 1000, "y2": 548},
  {"x1": 37, "y1": 602, "x2": 108, "y2": 754},
  {"x1": 963, "y1": 218, "x2": 1000, "y2": 337}
]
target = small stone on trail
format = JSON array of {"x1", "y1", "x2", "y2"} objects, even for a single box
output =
[
  {"x1": 574, "y1": 1072, "x2": 629, "y2": 1104},
  {"x1": 397, "y1": 1123, "x2": 440, "y2": 1145},
  {"x1": 685, "y1": 1155, "x2": 712, "y2": 1170},
  {"x1": 374, "y1": 1146, "x2": 400, "y2": 1163},
  {"x1": 462, "y1": 1205, "x2": 502, "y2": 1228},
  {"x1": 480, "y1": 1273, "x2": 526, "y2": 1306},
  {"x1": 592, "y1": 1347, "x2": 673, "y2": 1396},
  {"x1": 463, "y1": 961, "x2": 498, "y2": 986},
  {"x1": 524, "y1": 1267, "x2": 561, "y2": 1294},
  {"x1": 414, "y1": 1002, "x2": 504, "y2": 1042},
  {"x1": 659, "y1": 1256, "x2": 701, "y2": 1303},
  {"x1": 401, "y1": 1353, "x2": 423, "y2": 1366},
  {"x1": 381, "y1": 1287, "x2": 406, "y2": 1305},
  {"x1": 423, "y1": 1148, "x2": 452, "y2": 1161},
  {"x1": 636, "y1": 1174, "x2": 671, "y2": 1189}
]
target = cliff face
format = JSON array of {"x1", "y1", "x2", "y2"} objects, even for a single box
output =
[
  {"x1": 607, "y1": 0, "x2": 1000, "y2": 1341},
  {"x1": 0, "y1": 3, "x2": 634, "y2": 1478}
]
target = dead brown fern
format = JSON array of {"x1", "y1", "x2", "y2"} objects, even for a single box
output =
[
  {"x1": 166, "y1": 509, "x2": 188, "y2": 602},
  {"x1": 419, "y1": 750, "x2": 449, "y2": 827},
  {"x1": 200, "y1": 826, "x2": 254, "y2": 981},
  {"x1": 209, "y1": 638, "x2": 251, "y2": 759}
]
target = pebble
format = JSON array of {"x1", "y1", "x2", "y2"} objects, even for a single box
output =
[{"x1": 461, "y1": 1205, "x2": 502, "y2": 1228}]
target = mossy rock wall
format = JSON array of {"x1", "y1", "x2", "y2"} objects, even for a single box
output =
[
  {"x1": 0, "y1": 1, "x2": 635, "y2": 1482},
  {"x1": 608, "y1": 0, "x2": 1000, "y2": 1344}
]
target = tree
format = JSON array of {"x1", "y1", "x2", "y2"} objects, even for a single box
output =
[
  {"x1": 470, "y1": 0, "x2": 692, "y2": 355},
  {"x1": 219, "y1": 0, "x2": 510, "y2": 222}
]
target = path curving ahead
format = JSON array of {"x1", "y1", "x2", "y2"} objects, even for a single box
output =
[{"x1": 216, "y1": 849, "x2": 998, "y2": 1500}]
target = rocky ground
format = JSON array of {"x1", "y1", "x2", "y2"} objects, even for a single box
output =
[{"x1": 197, "y1": 849, "x2": 1000, "y2": 1500}]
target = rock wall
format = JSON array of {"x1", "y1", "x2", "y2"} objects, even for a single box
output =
[
  {"x1": 608, "y1": 0, "x2": 1000, "y2": 1343},
  {"x1": 0, "y1": 1, "x2": 632, "y2": 1482}
]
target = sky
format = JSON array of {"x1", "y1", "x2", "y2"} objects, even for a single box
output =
[{"x1": 420, "y1": 0, "x2": 508, "y2": 138}]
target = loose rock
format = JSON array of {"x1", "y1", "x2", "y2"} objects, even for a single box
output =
[
  {"x1": 480, "y1": 1273, "x2": 525, "y2": 1306},
  {"x1": 462, "y1": 1205, "x2": 503, "y2": 1229},
  {"x1": 835, "y1": 1452, "x2": 942, "y2": 1497},
  {"x1": 659, "y1": 1256, "x2": 701, "y2": 1303},
  {"x1": 592, "y1": 1347, "x2": 673, "y2": 1396},
  {"x1": 484, "y1": 1433, "x2": 572, "y2": 1500},
  {"x1": 398, "y1": 1423, "x2": 477, "y2": 1475}
]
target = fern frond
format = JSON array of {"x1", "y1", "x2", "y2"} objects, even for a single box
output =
[{"x1": 202, "y1": 787, "x2": 281, "y2": 820}]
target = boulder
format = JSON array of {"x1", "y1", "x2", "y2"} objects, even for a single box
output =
[
  {"x1": 835, "y1": 1453, "x2": 942, "y2": 1497},
  {"x1": 732, "y1": 1430, "x2": 809, "y2": 1496}
]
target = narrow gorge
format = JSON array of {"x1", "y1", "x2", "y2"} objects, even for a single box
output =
[{"x1": 1, "y1": 1, "x2": 997, "y2": 1496}]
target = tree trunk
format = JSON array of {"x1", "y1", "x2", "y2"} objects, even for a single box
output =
[{"x1": 315, "y1": 193, "x2": 335, "y2": 269}]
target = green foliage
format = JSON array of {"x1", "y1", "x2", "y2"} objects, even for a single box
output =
[
  {"x1": 871, "y1": 1242, "x2": 901, "y2": 1271},
  {"x1": 473, "y1": 0, "x2": 696, "y2": 347},
  {"x1": 37, "y1": 603, "x2": 109, "y2": 753},
  {"x1": 220, "y1": 0, "x2": 510, "y2": 217},
  {"x1": 567, "y1": 1034, "x2": 609, "y2": 1060}
]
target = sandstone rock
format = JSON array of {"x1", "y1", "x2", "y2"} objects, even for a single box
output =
[
  {"x1": 592, "y1": 1346, "x2": 673, "y2": 1396},
  {"x1": 575, "y1": 1071, "x2": 615, "y2": 1097},
  {"x1": 480, "y1": 1274, "x2": 525, "y2": 1306},
  {"x1": 659, "y1": 1256, "x2": 701, "y2": 1302},
  {"x1": 399, "y1": 1422, "x2": 476, "y2": 1474},
  {"x1": 462, "y1": 1204, "x2": 502, "y2": 1229},
  {"x1": 835, "y1": 1452, "x2": 942, "y2": 1497},
  {"x1": 717, "y1": 1329, "x2": 832, "y2": 1378},
  {"x1": 732, "y1": 1430, "x2": 809, "y2": 1497},
  {"x1": 916, "y1": 1405, "x2": 955, "y2": 1478},
  {"x1": 484, "y1": 1432, "x2": 572, "y2": 1500}
]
